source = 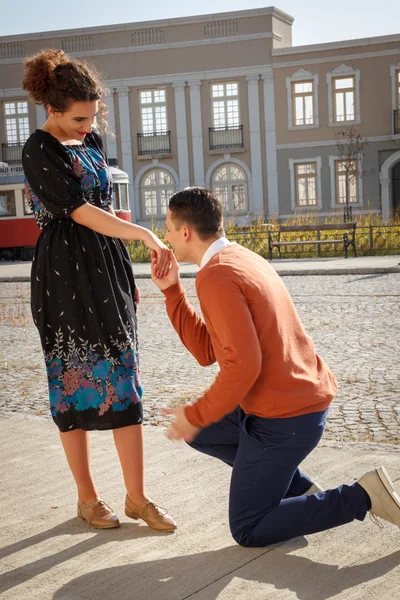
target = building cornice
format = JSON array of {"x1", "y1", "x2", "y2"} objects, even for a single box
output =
[
  {"x1": 276, "y1": 135, "x2": 397, "y2": 150},
  {"x1": 105, "y1": 65, "x2": 273, "y2": 90},
  {"x1": 0, "y1": 32, "x2": 280, "y2": 65},
  {"x1": 272, "y1": 48, "x2": 400, "y2": 70},
  {"x1": 0, "y1": 7, "x2": 293, "y2": 43},
  {"x1": 273, "y1": 32, "x2": 400, "y2": 56}
]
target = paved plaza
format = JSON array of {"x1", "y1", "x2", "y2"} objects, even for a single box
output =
[{"x1": 0, "y1": 272, "x2": 399, "y2": 445}]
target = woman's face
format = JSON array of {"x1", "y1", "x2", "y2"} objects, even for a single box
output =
[{"x1": 49, "y1": 100, "x2": 99, "y2": 141}]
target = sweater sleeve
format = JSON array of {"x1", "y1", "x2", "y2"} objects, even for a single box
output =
[
  {"x1": 184, "y1": 268, "x2": 262, "y2": 428},
  {"x1": 162, "y1": 282, "x2": 216, "y2": 367},
  {"x1": 22, "y1": 133, "x2": 87, "y2": 219}
]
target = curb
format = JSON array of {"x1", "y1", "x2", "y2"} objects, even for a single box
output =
[{"x1": 1, "y1": 267, "x2": 400, "y2": 282}]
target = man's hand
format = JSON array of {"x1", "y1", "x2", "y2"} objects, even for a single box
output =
[
  {"x1": 151, "y1": 249, "x2": 180, "y2": 291},
  {"x1": 162, "y1": 406, "x2": 201, "y2": 442}
]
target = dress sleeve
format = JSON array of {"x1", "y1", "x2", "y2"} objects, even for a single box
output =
[{"x1": 22, "y1": 134, "x2": 87, "y2": 219}]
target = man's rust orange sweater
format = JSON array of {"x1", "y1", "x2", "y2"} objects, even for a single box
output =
[{"x1": 162, "y1": 244, "x2": 337, "y2": 428}]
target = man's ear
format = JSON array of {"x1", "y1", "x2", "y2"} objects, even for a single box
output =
[{"x1": 183, "y1": 225, "x2": 192, "y2": 241}]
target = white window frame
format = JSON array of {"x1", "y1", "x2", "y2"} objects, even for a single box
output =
[
  {"x1": 3, "y1": 100, "x2": 30, "y2": 145},
  {"x1": 327, "y1": 65, "x2": 360, "y2": 127},
  {"x1": 390, "y1": 62, "x2": 400, "y2": 113},
  {"x1": 329, "y1": 155, "x2": 363, "y2": 208},
  {"x1": 211, "y1": 162, "x2": 249, "y2": 214},
  {"x1": 139, "y1": 88, "x2": 168, "y2": 134},
  {"x1": 286, "y1": 69, "x2": 319, "y2": 130},
  {"x1": 289, "y1": 157, "x2": 322, "y2": 211},
  {"x1": 211, "y1": 81, "x2": 240, "y2": 128},
  {"x1": 139, "y1": 166, "x2": 176, "y2": 218}
]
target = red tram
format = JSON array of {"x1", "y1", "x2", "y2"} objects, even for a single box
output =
[{"x1": 0, "y1": 163, "x2": 131, "y2": 260}]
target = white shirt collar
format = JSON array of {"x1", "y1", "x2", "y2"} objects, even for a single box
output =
[{"x1": 200, "y1": 237, "x2": 233, "y2": 269}]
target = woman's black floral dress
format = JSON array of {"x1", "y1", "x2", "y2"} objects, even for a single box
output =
[{"x1": 22, "y1": 129, "x2": 143, "y2": 432}]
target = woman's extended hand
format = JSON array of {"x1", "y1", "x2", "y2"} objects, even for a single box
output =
[{"x1": 144, "y1": 234, "x2": 170, "y2": 278}]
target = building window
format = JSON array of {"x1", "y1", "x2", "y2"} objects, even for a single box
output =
[
  {"x1": 397, "y1": 70, "x2": 400, "y2": 110},
  {"x1": 286, "y1": 70, "x2": 319, "y2": 130},
  {"x1": 294, "y1": 162, "x2": 318, "y2": 207},
  {"x1": 4, "y1": 101, "x2": 30, "y2": 144},
  {"x1": 289, "y1": 158, "x2": 322, "y2": 211},
  {"x1": 140, "y1": 89, "x2": 167, "y2": 134},
  {"x1": 211, "y1": 82, "x2": 239, "y2": 128},
  {"x1": 0, "y1": 190, "x2": 16, "y2": 217},
  {"x1": 333, "y1": 76, "x2": 355, "y2": 122},
  {"x1": 292, "y1": 81, "x2": 314, "y2": 126},
  {"x1": 140, "y1": 168, "x2": 175, "y2": 217},
  {"x1": 112, "y1": 183, "x2": 129, "y2": 211},
  {"x1": 335, "y1": 160, "x2": 358, "y2": 204},
  {"x1": 327, "y1": 65, "x2": 360, "y2": 126},
  {"x1": 212, "y1": 163, "x2": 248, "y2": 213}
]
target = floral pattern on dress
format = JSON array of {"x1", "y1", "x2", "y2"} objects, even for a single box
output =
[{"x1": 45, "y1": 325, "x2": 143, "y2": 419}]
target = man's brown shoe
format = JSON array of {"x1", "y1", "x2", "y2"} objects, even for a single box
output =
[
  {"x1": 125, "y1": 495, "x2": 177, "y2": 531},
  {"x1": 358, "y1": 466, "x2": 400, "y2": 527},
  {"x1": 78, "y1": 499, "x2": 120, "y2": 529}
]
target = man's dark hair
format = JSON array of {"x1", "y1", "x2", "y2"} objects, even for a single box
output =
[{"x1": 168, "y1": 187, "x2": 224, "y2": 240}]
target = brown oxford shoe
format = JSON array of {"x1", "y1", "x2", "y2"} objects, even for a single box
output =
[
  {"x1": 125, "y1": 495, "x2": 177, "y2": 531},
  {"x1": 77, "y1": 498, "x2": 120, "y2": 529}
]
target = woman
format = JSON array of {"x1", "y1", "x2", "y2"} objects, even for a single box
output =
[{"x1": 22, "y1": 49, "x2": 176, "y2": 531}]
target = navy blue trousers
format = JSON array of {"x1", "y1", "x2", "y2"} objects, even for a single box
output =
[{"x1": 189, "y1": 407, "x2": 368, "y2": 547}]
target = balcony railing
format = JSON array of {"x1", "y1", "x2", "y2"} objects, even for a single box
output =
[
  {"x1": 209, "y1": 125, "x2": 243, "y2": 150},
  {"x1": 137, "y1": 131, "x2": 171, "y2": 155},
  {"x1": 1, "y1": 143, "x2": 24, "y2": 165},
  {"x1": 394, "y1": 110, "x2": 400, "y2": 135}
]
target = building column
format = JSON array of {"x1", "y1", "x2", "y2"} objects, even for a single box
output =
[
  {"x1": 173, "y1": 82, "x2": 190, "y2": 189},
  {"x1": 380, "y1": 177, "x2": 391, "y2": 222},
  {"x1": 188, "y1": 80, "x2": 205, "y2": 187},
  {"x1": 261, "y1": 70, "x2": 279, "y2": 217},
  {"x1": 116, "y1": 87, "x2": 136, "y2": 221},
  {"x1": 246, "y1": 75, "x2": 264, "y2": 218},
  {"x1": 104, "y1": 89, "x2": 117, "y2": 162},
  {"x1": 35, "y1": 104, "x2": 47, "y2": 128}
]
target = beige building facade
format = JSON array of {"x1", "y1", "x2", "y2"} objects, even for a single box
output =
[{"x1": 1, "y1": 6, "x2": 400, "y2": 224}]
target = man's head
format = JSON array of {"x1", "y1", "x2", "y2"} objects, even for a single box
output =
[{"x1": 165, "y1": 187, "x2": 224, "y2": 263}]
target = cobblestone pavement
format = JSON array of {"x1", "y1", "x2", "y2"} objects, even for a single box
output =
[{"x1": 0, "y1": 274, "x2": 399, "y2": 444}]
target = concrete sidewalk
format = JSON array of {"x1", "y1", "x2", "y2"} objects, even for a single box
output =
[
  {"x1": 1, "y1": 415, "x2": 399, "y2": 600},
  {"x1": 1, "y1": 254, "x2": 400, "y2": 281}
]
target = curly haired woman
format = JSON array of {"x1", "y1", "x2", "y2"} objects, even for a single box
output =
[{"x1": 22, "y1": 49, "x2": 176, "y2": 532}]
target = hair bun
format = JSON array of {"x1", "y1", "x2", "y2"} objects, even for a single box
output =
[{"x1": 22, "y1": 49, "x2": 68, "y2": 104}]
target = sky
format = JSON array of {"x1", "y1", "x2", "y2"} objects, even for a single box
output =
[{"x1": 1, "y1": 0, "x2": 400, "y2": 46}]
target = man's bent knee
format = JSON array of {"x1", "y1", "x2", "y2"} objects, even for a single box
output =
[{"x1": 231, "y1": 527, "x2": 258, "y2": 548}]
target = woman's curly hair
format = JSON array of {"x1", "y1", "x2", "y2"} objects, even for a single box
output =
[{"x1": 22, "y1": 49, "x2": 108, "y2": 133}]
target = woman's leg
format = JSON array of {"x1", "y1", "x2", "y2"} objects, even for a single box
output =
[
  {"x1": 113, "y1": 424, "x2": 147, "y2": 506},
  {"x1": 59, "y1": 429, "x2": 99, "y2": 504}
]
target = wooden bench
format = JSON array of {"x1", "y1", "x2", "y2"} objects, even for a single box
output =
[{"x1": 268, "y1": 223, "x2": 357, "y2": 260}]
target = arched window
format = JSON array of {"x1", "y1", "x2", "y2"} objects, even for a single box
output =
[
  {"x1": 140, "y1": 168, "x2": 176, "y2": 217},
  {"x1": 212, "y1": 163, "x2": 248, "y2": 213}
]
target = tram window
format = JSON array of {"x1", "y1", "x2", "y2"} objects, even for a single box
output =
[
  {"x1": 119, "y1": 184, "x2": 129, "y2": 210},
  {"x1": 112, "y1": 183, "x2": 129, "y2": 211},
  {"x1": 23, "y1": 190, "x2": 33, "y2": 215},
  {"x1": 0, "y1": 191, "x2": 16, "y2": 217},
  {"x1": 112, "y1": 183, "x2": 119, "y2": 210}
]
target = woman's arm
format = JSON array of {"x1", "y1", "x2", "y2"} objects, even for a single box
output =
[{"x1": 72, "y1": 203, "x2": 169, "y2": 277}]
